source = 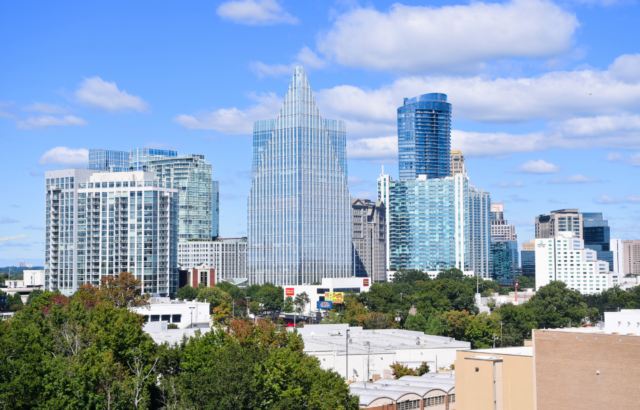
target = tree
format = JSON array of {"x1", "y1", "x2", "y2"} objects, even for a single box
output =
[
  {"x1": 515, "y1": 275, "x2": 535, "y2": 289},
  {"x1": 25, "y1": 290, "x2": 43, "y2": 305},
  {"x1": 196, "y1": 286, "x2": 232, "y2": 314},
  {"x1": 294, "y1": 292, "x2": 310, "y2": 314},
  {"x1": 216, "y1": 281, "x2": 246, "y2": 302},
  {"x1": 282, "y1": 296, "x2": 294, "y2": 313},
  {"x1": 390, "y1": 362, "x2": 416, "y2": 379},
  {"x1": 436, "y1": 268, "x2": 466, "y2": 282},
  {"x1": 416, "y1": 362, "x2": 430, "y2": 376},
  {"x1": 253, "y1": 283, "x2": 284, "y2": 313},
  {"x1": 77, "y1": 271, "x2": 149, "y2": 308},
  {"x1": 176, "y1": 285, "x2": 198, "y2": 301},
  {"x1": 404, "y1": 313, "x2": 427, "y2": 332},
  {"x1": 8, "y1": 293, "x2": 24, "y2": 311},
  {"x1": 526, "y1": 281, "x2": 595, "y2": 328},
  {"x1": 393, "y1": 269, "x2": 431, "y2": 284}
]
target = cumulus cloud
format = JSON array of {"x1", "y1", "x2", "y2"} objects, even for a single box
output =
[
  {"x1": 17, "y1": 115, "x2": 87, "y2": 130},
  {"x1": 548, "y1": 174, "x2": 602, "y2": 184},
  {"x1": 346, "y1": 136, "x2": 397, "y2": 161},
  {"x1": 606, "y1": 152, "x2": 640, "y2": 166},
  {"x1": 217, "y1": 0, "x2": 298, "y2": 25},
  {"x1": 595, "y1": 194, "x2": 640, "y2": 204},
  {"x1": 0, "y1": 217, "x2": 18, "y2": 224},
  {"x1": 608, "y1": 54, "x2": 640, "y2": 83},
  {"x1": 23, "y1": 102, "x2": 69, "y2": 114},
  {"x1": 39, "y1": 147, "x2": 89, "y2": 167},
  {"x1": 75, "y1": 77, "x2": 149, "y2": 113},
  {"x1": 252, "y1": 47, "x2": 325, "y2": 77},
  {"x1": 174, "y1": 93, "x2": 281, "y2": 134},
  {"x1": 0, "y1": 101, "x2": 17, "y2": 119},
  {"x1": 497, "y1": 181, "x2": 524, "y2": 188},
  {"x1": 516, "y1": 160, "x2": 561, "y2": 174},
  {"x1": 316, "y1": 0, "x2": 579, "y2": 73}
]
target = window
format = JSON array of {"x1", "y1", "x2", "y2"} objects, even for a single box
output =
[
  {"x1": 426, "y1": 396, "x2": 446, "y2": 406},
  {"x1": 449, "y1": 394, "x2": 456, "y2": 403},
  {"x1": 161, "y1": 315, "x2": 171, "y2": 322},
  {"x1": 150, "y1": 315, "x2": 160, "y2": 322},
  {"x1": 398, "y1": 400, "x2": 420, "y2": 410},
  {"x1": 172, "y1": 314, "x2": 181, "y2": 323}
]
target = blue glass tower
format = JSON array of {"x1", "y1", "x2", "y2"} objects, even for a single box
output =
[
  {"x1": 247, "y1": 67, "x2": 352, "y2": 286},
  {"x1": 582, "y1": 212, "x2": 613, "y2": 271},
  {"x1": 398, "y1": 93, "x2": 452, "y2": 180},
  {"x1": 88, "y1": 149, "x2": 130, "y2": 172}
]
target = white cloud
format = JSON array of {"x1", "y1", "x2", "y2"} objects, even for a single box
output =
[
  {"x1": 606, "y1": 152, "x2": 640, "y2": 166},
  {"x1": 39, "y1": 147, "x2": 89, "y2": 167},
  {"x1": 75, "y1": 77, "x2": 149, "y2": 113},
  {"x1": 16, "y1": 115, "x2": 87, "y2": 130},
  {"x1": 23, "y1": 102, "x2": 69, "y2": 114},
  {"x1": 317, "y1": 0, "x2": 579, "y2": 73},
  {"x1": 608, "y1": 54, "x2": 640, "y2": 84},
  {"x1": 174, "y1": 92, "x2": 281, "y2": 134},
  {"x1": 516, "y1": 160, "x2": 561, "y2": 174},
  {"x1": 217, "y1": 0, "x2": 298, "y2": 25},
  {"x1": 548, "y1": 174, "x2": 602, "y2": 184},
  {"x1": 0, "y1": 217, "x2": 18, "y2": 224},
  {"x1": 24, "y1": 225, "x2": 44, "y2": 230},
  {"x1": 497, "y1": 181, "x2": 524, "y2": 188},
  {"x1": 0, "y1": 101, "x2": 17, "y2": 119},
  {"x1": 346, "y1": 136, "x2": 397, "y2": 161},
  {"x1": 595, "y1": 194, "x2": 640, "y2": 204},
  {"x1": 252, "y1": 47, "x2": 325, "y2": 77}
]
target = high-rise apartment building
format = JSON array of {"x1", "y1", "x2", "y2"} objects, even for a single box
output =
[
  {"x1": 611, "y1": 239, "x2": 626, "y2": 275},
  {"x1": 397, "y1": 93, "x2": 451, "y2": 180},
  {"x1": 178, "y1": 238, "x2": 247, "y2": 281},
  {"x1": 490, "y1": 203, "x2": 518, "y2": 280},
  {"x1": 88, "y1": 149, "x2": 130, "y2": 172},
  {"x1": 521, "y1": 239, "x2": 536, "y2": 276},
  {"x1": 45, "y1": 170, "x2": 179, "y2": 296},
  {"x1": 149, "y1": 154, "x2": 218, "y2": 241},
  {"x1": 130, "y1": 148, "x2": 178, "y2": 171},
  {"x1": 247, "y1": 67, "x2": 352, "y2": 285},
  {"x1": 18, "y1": 260, "x2": 25, "y2": 268},
  {"x1": 378, "y1": 173, "x2": 490, "y2": 277},
  {"x1": 621, "y1": 240, "x2": 640, "y2": 275},
  {"x1": 351, "y1": 199, "x2": 386, "y2": 282},
  {"x1": 535, "y1": 231, "x2": 611, "y2": 294},
  {"x1": 450, "y1": 151, "x2": 466, "y2": 177},
  {"x1": 535, "y1": 209, "x2": 583, "y2": 239},
  {"x1": 581, "y1": 212, "x2": 613, "y2": 271}
]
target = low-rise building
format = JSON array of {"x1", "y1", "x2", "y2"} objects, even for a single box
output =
[
  {"x1": 351, "y1": 375, "x2": 456, "y2": 410},
  {"x1": 130, "y1": 297, "x2": 210, "y2": 329},
  {"x1": 297, "y1": 324, "x2": 470, "y2": 383},
  {"x1": 282, "y1": 277, "x2": 372, "y2": 316},
  {"x1": 178, "y1": 263, "x2": 216, "y2": 288}
]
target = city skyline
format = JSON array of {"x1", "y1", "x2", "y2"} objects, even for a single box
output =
[{"x1": 1, "y1": 0, "x2": 640, "y2": 265}]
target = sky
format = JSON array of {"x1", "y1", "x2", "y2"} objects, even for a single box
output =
[{"x1": 1, "y1": 0, "x2": 639, "y2": 266}]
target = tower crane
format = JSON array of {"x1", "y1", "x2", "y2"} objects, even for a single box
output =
[{"x1": 0, "y1": 234, "x2": 29, "y2": 242}]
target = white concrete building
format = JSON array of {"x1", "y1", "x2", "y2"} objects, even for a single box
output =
[
  {"x1": 24, "y1": 270, "x2": 45, "y2": 286},
  {"x1": 178, "y1": 238, "x2": 246, "y2": 281},
  {"x1": 604, "y1": 309, "x2": 640, "y2": 335},
  {"x1": 297, "y1": 324, "x2": 470, "y2": 382},
  {"x1": 283, "y1": 277, "x2": 371, "y2": 315},
  {"x1": 130, "y1": 297, "x2": 210, "y2": 329},
  {"x1": 611, "y1": 239, "x2": 626, "y2": 275},
  {"x1": 535, "y1": 231, "x2": 612, "y2": 294}
]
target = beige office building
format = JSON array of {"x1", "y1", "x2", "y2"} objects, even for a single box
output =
[
  {"x1": 622, "y1": 240, "x2": 640, "y2": 275},
  {"x1": 535, "y1": 209, "x2": 583, "y2": 239},
  {"x1": 450, "y1": 151, "x2": 466, "y2": 177},
  {"x1": 455, "y1": 347, "x2": 534, "y2": 410}
]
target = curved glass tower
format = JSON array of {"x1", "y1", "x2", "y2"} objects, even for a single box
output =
[
  {"x1": 398, "y1": 93, "x2": 452, "y2": 180},
  {"x1": 247, "y1": 67, "x2": 352, "y2": 285}
]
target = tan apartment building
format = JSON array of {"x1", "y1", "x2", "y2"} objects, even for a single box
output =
[
  {"x1": 450, "y1": 151, "x2": 466, "y2": 177},
  {"x1": 535, "y1": 209, "x2": 583, "y2": 239},
  {"x1": 533, "y1": 325, "x2": 640, "y2": 410},
  {"x1": 455, "y1": 347, "x2": 533, "y2": 410},
  {"x1": 622, "y1": 240, "x2": 640, "y2": 275}
]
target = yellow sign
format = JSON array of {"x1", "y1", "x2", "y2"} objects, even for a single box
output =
[{"x1": 324, "y1": 292, "x2": 344, "y2": 304}]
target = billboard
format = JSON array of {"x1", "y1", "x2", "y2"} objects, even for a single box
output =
[
  {"x1": 324, "y1": 292, "x2": 344, "y2": 304},
  {"x1": 317, "y1": 301, "x2": 333, "y2": 310},
  {"x1": 285, "y1": 288, "x2": 295, "y2": 296},
  {"x1": 498, "y1": 280, "x2": 517, "y2": 287},
  {"x1": 363, "y1": 279, "x2": 370, "y2": 287}
]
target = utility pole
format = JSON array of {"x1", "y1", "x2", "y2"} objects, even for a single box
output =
[
  {"x1": 500, "y1": 322, "x2": 504, "y2": 347},
  {"x1": 246, "y1": 296, "x2": 251, "y2": 316},
  {"x1": 189, "y1": 306, "x2": 195, "y2": 329},
  {"x1": 346, "y1": 329, "x2": 351, "y2": 382}
]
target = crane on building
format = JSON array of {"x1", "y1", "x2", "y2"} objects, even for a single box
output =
[{"x1": 0, "y1": 234, "x2": 29, "y2": 243}]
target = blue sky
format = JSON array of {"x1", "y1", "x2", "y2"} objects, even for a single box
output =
[{"x1": 1, "y1": 0, "x2": 639, "y2": 265}]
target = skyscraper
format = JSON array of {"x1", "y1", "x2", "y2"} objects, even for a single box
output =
[
  {"x1": 450, "y1": 151, "x2": 466, "y2": 177},
  {"x1": 581, "y1": 212, "x2": 613, "y2": 271},
  {"x1": 398, "y1": 93, "x2": 451, "y2": 180},
  {"x1": 351, "y1": 199, "x2": 386, "y2": 282},
  {"x1": 149, "y1": 154, "x2": 218, "y2": 241},
  {"x1": 490, "y1": 203, "x2": 519, "y2": 280},
  {"x1": 535, "y1": 209, "x2": 583, "y2": 239},
  {"x1": 44, "y1": 170, "x2": 179, "y2": 296},
  {"x1": 521, "y1": 240, "x2": 536, "y2": 277},
  {"x1": 88, "y1": 149, "x2": 130, "y2": 172},
  {"x1": 247, "y1": 67, "x2": 352, "y2": 285}
]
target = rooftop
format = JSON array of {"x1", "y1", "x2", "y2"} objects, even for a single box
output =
[{"x1": 465, "y1": 346, "x2": 533, "y2": 357}]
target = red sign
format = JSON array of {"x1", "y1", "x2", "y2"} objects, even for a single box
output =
[
  {"x1": 363, "y1": 279, "x2": 370, "y2": 286},
  {"x1": 285, "y1": 288, "x2": 295, "y2": 296}
]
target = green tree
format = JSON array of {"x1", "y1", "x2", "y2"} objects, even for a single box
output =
[
  {"x1": 436, "y1": 268, "x2": 466, "y2": 281},
  {"x1": 197, "y1": 286, "x2": 232, "y2": 314},
  {"x1": 282, "y1": 296, "x2": 294, "y2": 313},
  {"x1": 404, "y1": 312, "x2": 428, "y2": 332},
  {"x1": 176, "y1": 285, "x2": 198, "y2": 301},
  {"x1": 7, "y1": 293, "x2": 24, "y2": 311},
  {"x1": 25, "y1": 289, "x2": 43, "y2": 305},
  {"x1": 393, "y1": 269, "x2": 431, "y2": 284},
  {"x1": 253, "y1": 283, "x2": 284, "y2": 313},
  {"x1": 216, "y1": 281, "x2": 246, "y2": 302},
  {"x1": 294, "y1": 292, "x2": 310, "y2": 314},
  {"x1": 390, "y1": 362, "x2": 416, "y2": 379},
  {"x1": 416, "y1": 362, "x2": 430, "y2": 376},
  {"x1": 526, "y1": 281, "x2": 595, "y2": 328},
  {"x1": 515, "y1": 275, "x2": 535, "y2": 289}
]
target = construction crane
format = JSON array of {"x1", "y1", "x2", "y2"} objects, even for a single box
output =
[{"x1": 0, "y1": 234, "x2": 29, "y2": 243}]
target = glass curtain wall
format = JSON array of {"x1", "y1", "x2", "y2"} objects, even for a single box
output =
[{"x1": 247, "y1": 66, "x2": 352, "y2": 285}]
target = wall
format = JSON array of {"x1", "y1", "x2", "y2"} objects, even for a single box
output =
[{"x1": 534, "y1": 329, "x2": 640, "y2": 410}]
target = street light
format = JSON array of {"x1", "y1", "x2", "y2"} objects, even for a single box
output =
[
  {"x1": 346, "y1": 329, "x2": 351, "y2": 382},
  {"x1": 189, "y1": 306, "x2": 195, "y2": 329}
]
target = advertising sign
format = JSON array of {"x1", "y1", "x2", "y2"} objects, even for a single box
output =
[
  {"x1": 317, "y1": 301, "x2": 333, "y2": 310},
  {"x1": 363, "y1": 279, "x2": 370, "y2": 287},
  {"x1": 324, "y1": 292, "x2": 344, "y2": 304},
  {"x1": 285, "y1": 288, "x2": 295, "y2": 296}
]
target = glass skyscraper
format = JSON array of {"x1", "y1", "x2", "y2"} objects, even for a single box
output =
[
  {"x1": 149, "y1": 154, "x2": 217, "y2": 241},
  {"x1": 398, "y1": 93, "x2": 452, "y2": 180},
  {"x1": 130, "y1": 148, "x2": 178, "y2": 171},
  {"x1": 88, "y1": 149, "x2": 130, "y2": 172},
  {"x1": 247, "y1": 66, "x2": 352, "y2": 286},
  {"x1": 582, "y1": 212, "x2": 613, "y2": 271}
]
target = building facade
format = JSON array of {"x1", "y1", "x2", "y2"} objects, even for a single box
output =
[
  {"x1": 611, "y1": 239, "x2": 626, "y2": 275},
  {"x1": 622, "y1": 240, "x2": 640, "y2": 275},
  {"x1": 178, "y1": 238, "x2": 247, "y2": 281},
  {"x1": 351, "y1": 199, "x2": 386, "y2": 282},
  {"x1": 247, "y1": 66, "x2": 352, "y2": 285},
  {"x1": 535, "y1": 209, "x2": 583, "y2": 239},
  {"x1": 535, "y1": 231, "x2": 611, "y2": 294},
  {"x1": 521, "y1": 240, "x2": 536, "y2": 276},
  {"x1": 397, "y1": 93, "x2": 452, "y2": 180},
  {"x1": 129, "y1": 148, "x2": 178, "y2": 171},
  {"x1": 149, "y1": 154, "x2": 218, "y2": 241},
  {"x1": 469, "y1": 185, "x2": 491, "y2": 279},
  {"x1": 44, "y1": 170, "x2": 179, "y2": 296},
  {"x1": 88, "y1": 149, "x2": 130, "y2": 172},
  {"x1": 490, "y1": 203, "x2": 519, "y2": 280},
  {"x1": 582, "y1": 212, "x2": 613, "y2": 271},
  {"x1": 450, "y1": 150, "x2": 466, "y2": 177}
]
